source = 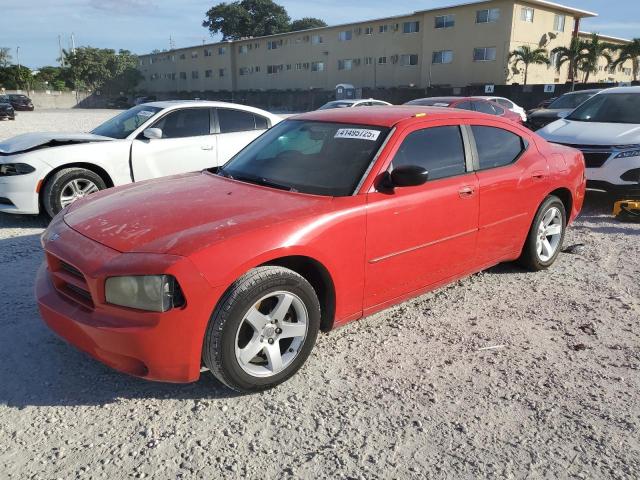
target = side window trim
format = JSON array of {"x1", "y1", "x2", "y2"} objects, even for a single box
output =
[
  {"x1": 460, "y1": 125, "x2": 477, "y2": 172},
  {"x1": 466, "y1": 124, "x2": 530, "y2": 171},
  {"x1": 148, "y1": 107, "x2": 212, "y2": 139}
]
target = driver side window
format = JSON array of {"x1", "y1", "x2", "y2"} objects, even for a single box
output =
[
  {"x1": 392, "y1": 126, "x2": 467, "y2": 181},
  {"x1": 152, "y1": 108, "x2": 211, "y2": 138}
]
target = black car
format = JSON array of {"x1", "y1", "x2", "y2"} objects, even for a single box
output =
[
  {"x1": 107, "y1": 96, "x2": 131, "y2": 109},
  {"x1": 0, "y1": 95, "x2": 16, "y2": 120},
  {"x1": 526, "y1": 89, "x2": 602, "y2": 130},
  {"x1": 8, "y1": 93, "x2": 34, "y2": 111}
]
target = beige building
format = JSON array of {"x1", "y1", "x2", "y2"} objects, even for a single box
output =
[{"x1": 137, "y1": 0, "x2": 635, "y2": 93}]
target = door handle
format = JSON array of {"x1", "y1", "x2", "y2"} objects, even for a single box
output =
[
  {"x1": 531, "y1": 170, "x2": 546, "y2": 180},
  {"x1": 201, "y1": 145, "x2": 214, "y2": 151},
  {"x1": 458, "y1": 186, "x2": 475, "y2": 198}
]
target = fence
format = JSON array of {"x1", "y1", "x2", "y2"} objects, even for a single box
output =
[{"x1": 1, "y1": 90, "x2": 93, "y2": 109}]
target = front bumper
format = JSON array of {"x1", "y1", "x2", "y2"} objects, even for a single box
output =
[
  {"x1": 0, "y1": 172, "x2": 42, "y2": 214},
  {"x1": 587, "y1": 154, "x2": 640, "y2": 189},
  {"x1": 35, "y1": 217, "x2": 222, "y2": 383}
]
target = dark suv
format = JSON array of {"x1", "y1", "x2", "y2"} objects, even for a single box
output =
[
  {"x1": 0, "y1": 95, "x2": 16, "y2": 120},
  {"x1": 8, "y1": 94, "x2": 34, "y2": 111}
]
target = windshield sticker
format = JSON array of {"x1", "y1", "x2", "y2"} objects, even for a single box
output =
[
  {"x1": 136, "y1": 110, "x2": 156, "y2": 118},
  {"x1": 334, "y1": 128, "x2": 381, "y2": 141}
]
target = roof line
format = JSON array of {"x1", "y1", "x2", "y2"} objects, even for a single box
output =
[{"x1": 578, "y1": 30, "x2": 631, "y2": 43}]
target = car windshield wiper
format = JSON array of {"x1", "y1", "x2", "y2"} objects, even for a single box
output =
[{"x1": 222, "y1": 171, "x2": 295, "y2": 192}]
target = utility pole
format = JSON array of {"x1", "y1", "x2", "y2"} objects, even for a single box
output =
[
  {"x1": 58, "y1": 35, "x2": 65, "y2": 67},
  {"x1": 71, "y1": 33, "x2": 76, "y2": 54},
  {"x1": 16, "y1": 46, "x2": 21, "y2": 90}
]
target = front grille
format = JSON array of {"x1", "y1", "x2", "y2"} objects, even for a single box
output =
[
  {"x1": 555, "y1": 143, "x2": 612, "y2": 168},
  {"x1": 47, "y1": 254, "x2": 94, "y2": 309}
]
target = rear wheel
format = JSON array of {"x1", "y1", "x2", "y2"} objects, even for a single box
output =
[
  {"x1": 203, "y1": 266, "x2": 320, "y2": 393},
  {"x1": 42, "y1": 168, "x2": 106, "y2": 218},
  {"x1": 518, "y1": 195, "x2": 566, "y2": 271}
]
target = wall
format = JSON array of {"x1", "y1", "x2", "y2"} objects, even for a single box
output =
[{"x1": 2, "y1": 90, "x2": 92, "y2": 109}]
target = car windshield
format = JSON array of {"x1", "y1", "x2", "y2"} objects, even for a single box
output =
[
  {"x1": 0, "y1": 96, "x2": 9, "y2": 103},
  {"x1": 318, "y1": 101, "x2": 354, "y2": 110},
  {"x1": 91, "y1": 105, "x2": 162, "y2": 139},
  {"x1": 218, "y1": 120, "x2": 390, "y2": 196},
  {"x1": 567, "y1": 93, "x2": 640, "y2": 124},
  {"x1": 548, "y1": 92, "x2": 594, "y2": 110},
  {"x1": 9, "y1": 94, "x2": 28, "y2": 99}
]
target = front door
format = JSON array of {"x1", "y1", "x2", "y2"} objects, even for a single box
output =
[
  {"x1": 364, "y1": 123, "x2": 479, "y2": 309},
  {"x1": 131, "y1": 107, "x2": 217, "y2": 181}
]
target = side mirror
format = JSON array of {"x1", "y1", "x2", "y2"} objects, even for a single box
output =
[
  {"x1": 389, "y1": 165, "x2": 429, "y2": 187},
  {"x1": 143, "y1": 128, "x2": 163, "y2": 140}
]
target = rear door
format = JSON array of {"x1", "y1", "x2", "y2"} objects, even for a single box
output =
[
  {"x1": 130, "y1": 107, "x2": 216, "y2": 181},
  {"x1": 471, "y1": 123, "x2": 549, "y2": 264},
  {"x1": 215, "y1": 108, "x2": 272, "y2": 165}
]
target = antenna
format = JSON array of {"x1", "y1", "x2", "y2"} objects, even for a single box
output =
[{"x1": 169, "y1": 35, "x2": 176, "y2": 50}]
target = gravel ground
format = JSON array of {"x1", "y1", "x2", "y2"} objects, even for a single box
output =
[{"x1": 0, "y1": 110, "x2": 639, "y2": 479}]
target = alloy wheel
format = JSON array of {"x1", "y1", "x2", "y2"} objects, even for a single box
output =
[
  {"x1": 536, "y1": 206, "x2": 563, "y2": 262},
  {"x1": 60, "y1": 179, "x2": 99, "y2": 208}
]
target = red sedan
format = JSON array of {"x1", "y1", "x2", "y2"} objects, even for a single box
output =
[
  {"x1": 36, "y1": 107, "x2": 585, "y2": 393},
  {"x1": 405, "y1": 96, "x2": 524, "y2": 124}
]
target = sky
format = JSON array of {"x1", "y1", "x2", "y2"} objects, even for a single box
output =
[{"x1": 2, "y1": 0, "x2": 639, "y2": 68}]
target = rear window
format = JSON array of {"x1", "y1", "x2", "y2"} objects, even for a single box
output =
[
  {"x1": 567, "y1": 93, "x2": 640, "y2": 124},
  {"x1": 405, "y1": 99, "x2": 452, "y2": 107},
  {"x1": 219, "y1": 120, "x2": 389, "y2": 196},
  {"x1": 472, "y1": 126, "x2": 525, "y2": 169},
  {"x1": 318, "y1": 101, "x2": 353, "y2": 110},
  {"x1": 218, "y1": 108, "x2": 268, "y2": 133}
]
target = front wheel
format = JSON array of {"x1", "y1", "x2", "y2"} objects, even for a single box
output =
[
  {"x1": 42, "y1": 168, "x2": 106, "y2": 218},
  {"x1": 518, "y1": 195, "x2": 566, "y2": 271},
  {"x1": 203, "y1": 266, "x2": 321, "y2": 393}
]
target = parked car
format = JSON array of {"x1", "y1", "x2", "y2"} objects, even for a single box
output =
[
  {"x1": 107, "y1": 96, "x2": 131, "y2": 109},
  {"x1": 536, "y1": 97, "x2": 557, "y2": 109},
  {"x1": 405, "y1": 97, "x2": 523, "y2": 124},
  {"x1": 0, "y1": 95, "x2": 16, "y2": 120},
  {"x1": 538, "y1": 86, "x2": 640, "y2": 194},
  {"x1": 0, "y1": 101, "x2": 282, "y2": 217},
  {"x1": 317, "y1": 99, "x2": 392, "y2": 110},
  {"x1": 526, "y1": 89, "x2": 602, "y2": 130},
  {"x1": 475, "y1": 96, "x2": 527, "y2": 122},
  {"x1": 8, "y1": 93, "x2": 34, "y2": 111},
  {"x1": 36, "y1": 106, "x2": 585, "y2": 393},
  {"x1": 134, "y1": 95, "x2": 157, "y2": 105}
]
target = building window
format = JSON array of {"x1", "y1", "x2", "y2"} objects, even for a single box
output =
[
  {"x1": 219, "y1": 68, "x2": 226, "y2": 77},
  {"x1": 191, "y1": 70, "x2": 199, "y2": 79},
  {"x1": 338, "y1": 30, "x2": 352, "y2": 41},
  {"x1": 179, "y1": 53, "x2": 186, "y2": 60},
  {"x1": 205, "y1": 69, "x2": 213, "y2": 78},
  {"x1": 239, "y1": 45, "x2": 249, "y2": 54},
  {"x1": 473, "y1": 47, "x2": 497, "y2": 61},
  {"x1": 311, "y1": 35, "x2": 323, "y2": 44},
  {"x1": 549, "y1": 51, "x2": 560, "y2": 69},
  {"x1": 218, "y1": 47, "x2": 226, "y2": 55},
  {"x1": 267, "y1": 65, "x2": 283, "y2": 74},
  {"x1": 191, "y1": 51, "x2": 198, "y2": 59},
  {"x1": 204, "y1": 49, "x2": 213, "y2": 57},
  {"x1": 364, "y1": 57, "x2": 373, "y2": 65},
  {"x1": 403, "y1": 21, "x2": 420, "y2": 33},
  {"x1": 364, "y1": 26, "x2": 374, "y2": 35},
  {"x1": 379, "y1": 24, "x2": 389, "y2": 33},
  {"x1": 239, "y1": 67, "x2": 249, "y2": 76},
  {"x1": 179, "y1": 72, "x2": 187, "y2": 80},
  {"x1": 400, "y1": 54, "x2": 419, "y2": 66},
  {"x1": 267, "y1": 40, "x2": 282, "y2": 50},
  {"x1": 338, "y1": 59, "x2": 353, "y2": 70},
  {"x1": 432, "y1": 50, "x2": 453, "y2": 64},
  {"x1": 255, "y1": 66, "x2": 261, "y2": 73},
  {"x1": 476, "y1": 8, "x2": 500, "y2": 23},
  {"x1": 312, "y1": 61, "x2": 325, "y2": 72},
  {"x1": 521, "y1": 7, "x2": 534, "y2": 22},
  {"x1": 435, "y1": 14, "x2": 455, "y2": 29},
  {"x1": 554, "y1": 14, "x2": 566, "y2": 32},
  {"x1": 378, "y1": 56, "x2": 387, "y2": 64}
]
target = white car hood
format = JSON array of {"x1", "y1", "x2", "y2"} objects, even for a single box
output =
[
  {"x1": 538, "y1": 120, "x2": 640, "y2": 146},
  {"x1": 0, "y1": 132, "x2": 113, "y2": 155}
]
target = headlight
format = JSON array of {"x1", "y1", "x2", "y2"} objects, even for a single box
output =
[
  {"x1": 105, "y1": 275, "x2": 185, "y2": 312},
  {"x1": 614, "y1": 150, "x2": 640, "y2": 159},
  {"x1": 0, "y1": 163, "x2": 36, "y2": 176}
]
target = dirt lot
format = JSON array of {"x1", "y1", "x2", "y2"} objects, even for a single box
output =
[{"x1": 0, "y1": 110, "x2": 639, "y2": 479}]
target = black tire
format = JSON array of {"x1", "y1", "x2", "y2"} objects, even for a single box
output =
[
  {"x1": 518, "y1": 195, "x2": 567, "y2": 271},
  {"x1": 42, "y1": 168, "x2": 107, "y2": 218},
  {"x1": 203, "y1": 266, "x2": 321, "y2": 393}
]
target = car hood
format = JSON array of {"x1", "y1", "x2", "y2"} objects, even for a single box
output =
[
  {"x1": 0, "y1": 132, "x2": 113, "y2": 155},
  {"x1": 64, "y1": 171, "x2": 332, "y2": 256},
  {"x1": 537, "y1": 119, "x2": 640, "y2": 146}
]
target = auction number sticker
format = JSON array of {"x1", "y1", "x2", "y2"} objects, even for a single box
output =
[
  {"x1": 137, "y1": 110, "x2": 156, "y2": 118},
  {"x1": 334, "y1": 128, "x2": 381, "y2": 141}
]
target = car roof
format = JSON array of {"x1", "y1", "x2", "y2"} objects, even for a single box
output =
[
  {"x1": 141, "y1": 100, "x2": 277, "y2": 116},
  {"x1": 562, "y1": 88, "x2": 603, "y2": 96},
  {"x1": 292, "y1": 105, "x2": 491, "y2": 127},
  {"x1": 595, "y1": 86, "x2": 640, "y2": 94}
]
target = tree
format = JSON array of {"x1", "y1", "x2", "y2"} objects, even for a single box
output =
[
  {"x1": 551, "y1": 37, "x2": 587, "y2": 91},
  {"x1": 508, "y1": 46, "x2": 549, "y2": 85},
  {"x1": 63, "y1": 47, "x2": 141, "y2": 94},
  {"x1": 203, "y1": 0, "x2": 290, "y2": 40},
  {"x1": 0, "y1": 65, "x2": 33, "y2": 90},
  {"x1": 578, "y1": 33, "x2": 615, "y2": 83},
  {"x1": 290, "y1": 17, "x2": 327, "y2": 32},
  {"x1": 612, "y1": 38, "x2": 640, "y2": 82},
  {"x1": 0, "y1": 47, "x2": 11, "y2": 68}
]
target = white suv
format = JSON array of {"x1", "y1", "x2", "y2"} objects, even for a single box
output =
[
  {"x1": 537, "y1": 87, "x2": 640, "y2": 195},
  {"x1": 0, "y1": 101, "x2": 281, "y2": 216}
]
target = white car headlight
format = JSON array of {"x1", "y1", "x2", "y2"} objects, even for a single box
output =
[
  {"x1": 614, "y1": 150, "x2": 640, "y2": 159},
  {"x1": 105, "y1": 275, "x2": 184, "y2": 312}
]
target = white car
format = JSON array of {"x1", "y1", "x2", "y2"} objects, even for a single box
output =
[
  {"x1": 537, "y1": 87, "x2": 640, "y2": 194},
  {"x1": 475, "y1": 96, "x2": 527, "y2": 122},
  {"x1": 0, "y1": 101, "x2": 281, "y2": 216},
  {"x1": 317, "y1": 99, "x2": 392, "y2": 110}
]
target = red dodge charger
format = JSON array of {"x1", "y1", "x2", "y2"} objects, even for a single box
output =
[{"x1": 36, "y1": 107, "x2": 586, "y2": 393}]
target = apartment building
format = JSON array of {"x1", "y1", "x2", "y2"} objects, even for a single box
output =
[{"x1": 137, "y1": 0, "x2": 634, "y2": 93}]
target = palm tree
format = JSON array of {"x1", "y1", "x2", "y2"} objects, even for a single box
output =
[
  {"x1": 508, "y1": 46, "x2": 549, "y2": 85},
  {"x1": 578, "y1": 33, "x2": 616, "y2": 83},
  {"x1": 551, "y1": 37, "x2": 587, "y2": 91},
  {"x1": 612, "y1": 38, "x2": 640, "y2": 82}
]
